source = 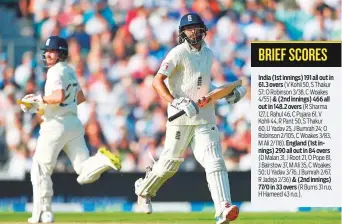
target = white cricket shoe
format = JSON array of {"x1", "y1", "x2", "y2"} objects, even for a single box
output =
[
  {"x1": 27, "y1": 217, "x2": 38, "y2": 223},
  {"x1": 28, "y1": 211, "x2": 54, "y2": 223},
  {"x1": 215, "y1": 202, "x2": 239, "y2": 224},
  {"x1": 135, "y1": 177, "x2": 153, "y2": 214},
  {"x1": 137, "y1": 194, "x2": 152, "y2": 214}
]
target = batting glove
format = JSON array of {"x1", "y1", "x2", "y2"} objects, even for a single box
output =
[
  {"x1": 22, "y1": 94, "x2": 43, "y2": 104},
  {"x1": 225, "y1": 85, "x2": 247, "y2": 104},
  {"x1": 20, "y1": 94, "x2": 40, "y2": 113},
  {"x1": 171, "y1": 97, "x2": 199, "y2": 118}
]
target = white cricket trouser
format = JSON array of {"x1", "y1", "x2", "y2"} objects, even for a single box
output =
[
  {"x1": 34, "y1": 115, "x2": 89, "y2": 176},
  {"x1": 29, "y1": 114, "x2": 90, "y2": 222},
  {"x1": 162, "y1": 124, "x2": 232, "y2": 214}
]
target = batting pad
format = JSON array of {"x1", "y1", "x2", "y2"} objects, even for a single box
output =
[
  {"x1": 203, "y1": 142, "x2": 232, "y2": 214},
  {"x1": 76, "y1": 152, "x2": 109, "y2": 185},
  {"x1": 135, "y1": 157, "x2": 184, "y2": 197},
  {"x1": 30, "y1": 160, "x2": 53, "y2": 222}
]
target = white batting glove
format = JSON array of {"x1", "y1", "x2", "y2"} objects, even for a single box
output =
[
  {"x1": 20, "y1": 103, "x2": 29, "y2": 112},
  {"x1": 20, "y1": 103, "x2": 39, "y2": 113},
  {"x1": 20, "y1": 94, "x2": 39, "y2": 113},
  {"x1": 225, "y1": 85, "x2": 247, "y2": 104},
  {"x1": 22, "y1": 94, "x2": 43, "y2": 104},
  {"x1": 171, "y1": 97, "x2": 199, "y2": 118}
]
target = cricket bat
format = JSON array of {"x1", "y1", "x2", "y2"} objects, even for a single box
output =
[
  {"x1": 168, "y1": 79, "x2": 242, "y2": 122},
  {"x1": 17, "y1": 99, "x2": 32, "y2": 108}
]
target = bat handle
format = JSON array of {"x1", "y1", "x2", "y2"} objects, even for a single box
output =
[
  {"x1": 168, "y1": 110, "x2": 186, "y2": 122},
  {"x1": 17, "y1": 99, "x2": 31, "y2": 108}
]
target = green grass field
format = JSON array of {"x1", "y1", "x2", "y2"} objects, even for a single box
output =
[{"x1": 0, "y1": 212, "x2": 341, "y2": 224}]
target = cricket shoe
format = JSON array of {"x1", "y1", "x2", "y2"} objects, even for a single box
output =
[
  {"x1": 28, "y1": 211, "x2": 54, "y2": 223},
  {"x1": 215, "y1": 202, "x2": 239, "y2": 224},
  {"x1": 137, "y1": 193, "x2": 152, "y2": 214},
  {"x1": 135, "y1": 166, "x2": 153, "y2": 214},
  {"x1": 98, "y1": 147, "x2": 121, "y2": 171}
]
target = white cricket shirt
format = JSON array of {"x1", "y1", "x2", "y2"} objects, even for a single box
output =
[
  {"x1": 43, "y1": 62, "x2": 79, "y2": 120},
  {"x1": 157, "y1": 40, "x2": 216, "y2": 126}
]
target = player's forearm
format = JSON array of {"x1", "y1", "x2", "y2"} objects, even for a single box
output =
[
  {"x1": 77, "y1": 98, "x2": 85, "y2": 105},
  {"x1": 77, "y1": 90, "x2": 86, "y2": 105},
  {"x1": 43, "y1": 90, "x2": 65, "y2": 104},
  {"x1": 152, "y1": 75, "x2": 174, "y2": 103}
]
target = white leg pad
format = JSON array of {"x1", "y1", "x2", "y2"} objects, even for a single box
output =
[
  {"x1": 30, "y1": 160, "x2": 53, "y2": 223},
  {"x1": 204, "y1": 142, "x2": 232, "y2": 214},
  {"x1": 77, "y1": 151, "x2": 110, "y2": 185},
  {"x1": 135, "y1": 157, "x2": 183, "y2": 197}
]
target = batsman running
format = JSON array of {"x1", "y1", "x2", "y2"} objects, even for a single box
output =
[
  {"x1": 134, "y1": 13, "x2": 246, "y2": 224},
  {"x1": 20, "y1": 36, "x2": 121, "y2": 223}
]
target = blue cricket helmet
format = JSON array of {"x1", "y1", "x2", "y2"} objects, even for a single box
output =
[
  {"x1": 179, "y1": 13, "x2": 205, "y2": 31},
  {"x1": 178, "y1": 13, "x2": 207, "y2": 45},
  {"x1": 41, "y1": 36, "x2": 68, "y2": 61}
]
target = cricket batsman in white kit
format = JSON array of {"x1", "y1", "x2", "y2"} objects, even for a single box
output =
[
  {"x1": 20, "y1": 36, "x2": 121, "y2": 223},
  {"x1": 134, "y1": 13, "x2": 246, "y2": 224}
]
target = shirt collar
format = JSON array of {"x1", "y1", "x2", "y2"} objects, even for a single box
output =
[{"x1": 184, "y1": 40, "x2": 206, "y2": 52}]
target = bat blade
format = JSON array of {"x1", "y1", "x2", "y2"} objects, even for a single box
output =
[
  {"x1": 197, "y1": 79, "x2": 242, "y2": 108},
  {"x1": 168, "y1": 79, "x2": 242, "y2": 122}
]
